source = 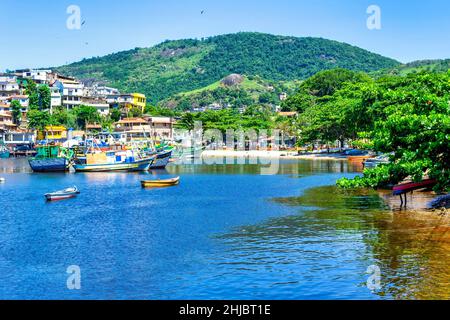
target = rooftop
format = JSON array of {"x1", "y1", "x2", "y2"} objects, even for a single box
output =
[{"x1": 116, "y1": 117, "x2": 148, "y2": 124}]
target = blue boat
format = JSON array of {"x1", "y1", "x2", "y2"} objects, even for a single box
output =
[
  {"x1": 28, "y1": 146, "x2": 74, "y2": 172},
  {"x1": 73, "y1": 151, "x2": 155, "y2": 172},
  {"x1": 150, "y1": 150, "x2": 172, "y2": 169}
]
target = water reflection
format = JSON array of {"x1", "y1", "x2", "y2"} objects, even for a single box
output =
[
  {"x1": 168, "y1": 158, "x2": 361, "y2": 176},
  {"x1": 218, "y1": 185, "x2": 450, "y2": 299}
]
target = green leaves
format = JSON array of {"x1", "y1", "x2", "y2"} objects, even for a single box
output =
[
  {"x1": 334, "y1": 72, "x2": 450, "y2": 191},
  {"x1": 10, "y1": 100, "x2": 22, "y2": 125}
]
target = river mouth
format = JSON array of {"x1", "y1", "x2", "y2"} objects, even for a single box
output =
[{"x1": 0, "y1": 158, "x2": 448, "y2": 299}]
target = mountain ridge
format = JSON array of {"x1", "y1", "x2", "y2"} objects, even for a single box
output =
[{"x1": 54, "y1": 32, "x2": 400, "y2": 103}]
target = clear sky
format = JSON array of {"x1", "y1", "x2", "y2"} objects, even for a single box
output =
[{"x1": 1, "y1": 0, "x2": 450, "y2": 71}]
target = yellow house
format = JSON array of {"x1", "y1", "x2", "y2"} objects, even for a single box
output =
[
  {"x1": 107, "y1": 93, "x2": 147, "y2": 113},
  {"x1": 129, "y1": 93, "x2": 146, "y2": 111},
  {"x1": 37, "y1": 125, "x2": 67, "y2": 141}
]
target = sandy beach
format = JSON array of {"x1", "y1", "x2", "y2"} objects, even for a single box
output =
[{"x1": 201, "y1": 150, "x2": 348, "y2": 161}]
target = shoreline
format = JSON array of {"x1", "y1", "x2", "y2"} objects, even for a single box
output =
[{"x1": 378, "y1": 189, "x2": 449, "y2": 223}]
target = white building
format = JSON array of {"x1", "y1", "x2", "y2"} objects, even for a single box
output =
[
  {"x1": 21, "y1": 69, "x2": 52, "y2": 84},
  {"x1": 0, "y1": 75, "x2": 20, "y2": 97},
  {"x1": 50, "y1": 86, "x2": 62, "y2": 109},
  {"x1": 7, "y1": 95, "x2": 29, "y2": 109},
  {"x1": 54, "y1": 78, "x2": 84, "y2": 109},
  {"x1": 81, "y1": 97, "x2": 110, "y2": 116},
  {"x1": 145, "y1": 116, "x2": 176, "y2": 140},
  {"x1": 85, "y1": 85, "x2": 120, "y2": 98}
]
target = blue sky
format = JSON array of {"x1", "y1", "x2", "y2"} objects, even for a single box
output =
[{"x1": 1, "y1": 0, "x2": 450, "y2": 71}]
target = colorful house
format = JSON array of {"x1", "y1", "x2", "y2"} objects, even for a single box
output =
[
  {"x1": 37, "y1": 125, "x2": 67, "y2": 141},
  {"x1": 106, "y1": 93, "x2": 146, "y2": 113}
]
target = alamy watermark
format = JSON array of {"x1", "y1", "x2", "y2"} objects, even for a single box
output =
[
  {"x1": 66, "y1": 5, "x2": 82, "y2": 30},
  {"x1": 367, "y1": 5, "x2": 382, "y2": 30},
  {"x1": 173, "y1": 122, "x2": 281, "y2": 175},
  {"x1": 67, "y1": 265, "x2": 81, "y2": 290},
  {"x1": 366, "y1": 265, "x2": 381, "y2": 291}
]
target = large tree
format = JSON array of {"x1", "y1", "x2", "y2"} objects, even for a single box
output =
[
  {"x1": 10, "y1": 100, "x2": 22, "y2": 125},
  {"x1": 27, "y1": 110, "x2": 51, "y2": 131},
  {"x1": 73, "y1": 105, "x2": 100, "y2": 129},
  {"x1": 38, "y1": 85, "x2": 51, "y2": 110},
  {"x1": 25, "y1": 80, "x2": 39, "y2": 110}
]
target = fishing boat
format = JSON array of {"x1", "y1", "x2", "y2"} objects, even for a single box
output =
[
  {"x1": 29, "y1": 145, "x2": 74, "y2": 172},
  {"x1": 141, "y1": 176, "x2": 180, "y2": 188},
  {"x1": 428, "y1": 194, "x2": 450, "y2": 209},
  {"x1": 393, "y1": 179, "x2": 437, "y2": 196},
  {"x1": 45, "y1": 186, "x2": 80, "y2": 201},
  {"x1": 73, "y1": 150, "x2": 155, "y2": 172},
  {"x1": 0, "y1": 143, "x2": 10, "y2": 159},
  {"x1": 363, "y1": 155, "x2": 390, "y2": 168},
  {"x1": 149, "y1": 150, "x2": 173, "y2": 169},
  {"x1": 348, "y1": 155, "x2": 373, "y2": 163}
]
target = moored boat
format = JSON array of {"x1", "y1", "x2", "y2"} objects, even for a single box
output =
[
  {"x1": 45, "y1": 186, "x2": 80, "y2": 201},
  {"x1": 348, "y1": 155, "x2": 373, "y2": 163},
  {"x1": 29, "y1": 145, "x2": 74, "y2": 172},
  {"x1": 363, "y1": 155, "x2": 390, "y2": 168},
  {"x1": 393, "y1": 179, "x2": 437, "y2": 196},
  {"x1": 149, "y1": 150, "x2": 172, "y2": 169},
  {"x1": 74, "y1": 150, "x2": 155, "y2": 172},
  {"x1": 141, "y1": 176, "x2": 180, "y2": 188}
]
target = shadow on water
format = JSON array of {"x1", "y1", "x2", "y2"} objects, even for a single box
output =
[{"x1": 217, "y1": 185, "x2": 450, "y2": 300}]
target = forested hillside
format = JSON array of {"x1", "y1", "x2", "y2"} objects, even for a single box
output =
[{"x1": 55, "y1": 32, "x2": 399, "y2": 103}]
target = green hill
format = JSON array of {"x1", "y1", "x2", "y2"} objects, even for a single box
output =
[
  {"x1": 55, "y1": 32, "x2": 399, "y2": 103},
  {"x1": 159, "y1": 74, "x2": 301, "y2": 111}
]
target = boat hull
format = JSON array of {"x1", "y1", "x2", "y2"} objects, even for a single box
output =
[
  {"x1": 74, "y1": 157, "x2": 154, "y2": 172},
  {"x1": 0, "y1": 151, "x2": 9, "y2": 159},
  {"x1": 150, "y1": 150, "x2": 172, "y2": 169},
  {"x1": 141, "y1": 177, "x2": 180, "y2": 188},
  {"x1": 348, "y1": 155, "x2": 372, "y2": 162},
  {"x1": 45, "y1": 187, "x2": 80, "y2": 201},
  {"x1": 393, "y1": 179, "x2": 437, "y2": 196},
  {"x1": 29, "y1": 158, "x2": 68, "y2": 172},
  {"x1": 45, "y1": 194, "x2": 77, "y2": 201}
]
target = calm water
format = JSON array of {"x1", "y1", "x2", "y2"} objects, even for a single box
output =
[{"x1": 0, "y1": 158, "x2": 448, "y2": 300}]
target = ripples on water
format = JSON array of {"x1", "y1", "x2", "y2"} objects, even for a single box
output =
[{"x1": 0, "y1": 158, "x2": 448, "y2": 299}]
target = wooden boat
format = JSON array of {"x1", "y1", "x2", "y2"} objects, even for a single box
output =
[
  {"x1": 149, "y1": 150, "x2": 173, "y2": 169},
  {"x1": 428, "y1": 194, "x2": 450, "y2": 209},
  {"x1": 45, "y1": 186, "x2": 80, "y2": 201},
  {"x1": 74, "y1": 151, "x2": 155, "y2": 172},
  {"x1": 141, "y1": 176, "x2": 180, "y2": 188},
  {"x1": 393, "y1": 179, "x2": 437, "y2": 196},
  {"x1": 363, "y1": 155, "x2": 390, "y2": 168},
  {"x1": 348, "y1": 155, "x2": 373, "y2": 163}
]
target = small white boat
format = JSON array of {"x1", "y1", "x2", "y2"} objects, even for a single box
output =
[
  {"x1": 363, "y1": 155, "x2": 390, "y2": 168},
  {"x1": 0, "y1": 177, "x2": 5, "y2": 183},
  {"x1": 45, "y1": 186, "x2": 80, "y2": 201}
]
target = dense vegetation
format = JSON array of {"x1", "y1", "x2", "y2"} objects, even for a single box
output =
[
  {"x1": 282, "y1": 69, "x2": 449, "y2": 192},
  {"x1": 160, "y1": 75, "x2": 299, "y2": 111},
  {"x1": 373, "y1": 59, "x2": 450, "y2": 77},
  {"x1": 55, "y1": 32, "x2": 399, "y2": 103}
]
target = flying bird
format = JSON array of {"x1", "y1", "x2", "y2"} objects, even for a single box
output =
[
  {"x1": 81, "y1": 20, "x2": 86, "y2": 26},
  {"x1": 201, "y1": 10, "x2": 204, "y2": 14}
]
